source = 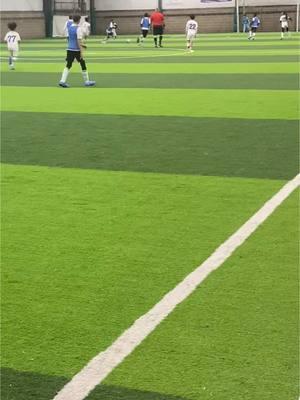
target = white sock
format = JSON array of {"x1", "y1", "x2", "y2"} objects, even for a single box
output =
[
  {"x1": 61, "y1": 68, "x2": 69, "y2": 83},
  {"x1": 82, "y1": 70, "x2": 89, "y2": 82}
]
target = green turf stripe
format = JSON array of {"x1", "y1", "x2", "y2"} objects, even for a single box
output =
[
  {"x1": 100, "y1": 191, "x2": 298, "y2": 400},
  {"x1": 3, "y1": 44, "x2": 299, "y2": 52},
  {"x1": 1, "y1": 49, "x2": 298, "y2": 57},
  {"x1": 1, "y1": 87, "x2": 298, "y2": 120},
  {"x1": 1, "y1": 62, "x2": 298, "y2": 74},
  {"x1": 2, "y1": 55, "x2": 298, "y2": 64},
  {"x1": 2, "y1": 163, "x2": 284, "y2": 380},
  {"x1": 1, "y1": 112, "x2": 298, "y2": 180},
  {"x1": 1, "y1": 72, "x2": 298, "y2": 90}
]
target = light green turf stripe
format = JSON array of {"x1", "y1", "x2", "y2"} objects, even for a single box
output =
[
  {"x1": 0, "y1": 49, "x2": 298, "y2": 58},
  {"x1": 1, "y1": 87, "x2": 298, "y2": 120},
  {"x1": 1, "y1": 40, "x2": 299, "y2": 49},
  {"x1": 1, "y1": 62, "x2": 298, "y2": 74}
]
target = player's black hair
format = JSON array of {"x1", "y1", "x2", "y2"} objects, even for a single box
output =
[
  {"x1": 85, "y1": 17, "x2": 89, "y2": 22},
  {"x1": 8, "y1": 22, "x2": 17, "y2": 30},
  {"x1": 190, "y1": 15, "x2": 195, "y2": 20},
  {"x1": 144, "y1": 13, "x2": 149, "y2": 17},
  {"x1": 73, "y1": 14, "x2": 81, "y2": 23},
  {"x1": 69, "y1": 15, "x2": 73, "y2": 19}
]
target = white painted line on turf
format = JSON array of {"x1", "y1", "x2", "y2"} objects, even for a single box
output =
[{"x1": 53, "y1": 174, "x2": 300, "y2": 400}]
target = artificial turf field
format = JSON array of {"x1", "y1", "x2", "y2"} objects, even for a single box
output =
[{"x1": 0, "y1": 33, "x2": 299, "y2": 400}]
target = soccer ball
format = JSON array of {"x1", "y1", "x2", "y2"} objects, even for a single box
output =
[{"x1": 126, "y1": 39, "x2": 131, "y2": 43}]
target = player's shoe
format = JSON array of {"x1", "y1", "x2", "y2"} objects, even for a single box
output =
[
  {"x1": 9, "y1": 65, "x2": 15, "y2": 70},
  {"x1": 84, "y1": 80, "x2": 96, "y2": 87},
  {"x1": 59, "y1": 81, "x2": 69, "y2": 88}
]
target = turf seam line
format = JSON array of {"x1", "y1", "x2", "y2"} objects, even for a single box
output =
[{"x1": 52, "y1": 173, "x2": 300, "y2": 400}]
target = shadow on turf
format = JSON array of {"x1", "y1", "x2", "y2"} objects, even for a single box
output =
[
  {"x1": 1, "y1": 367, "x2": 190, "y2": 400},
  {"x1": 1, "y1": 112, "x2": 298, "y2": 180}
]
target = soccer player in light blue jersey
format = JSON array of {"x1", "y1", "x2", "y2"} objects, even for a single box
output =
[
  {"x1": 63, "y1": 16, "x2": 73, "y2": 37},
  {"x1": 59, "y1": 14, "x2": 95, "y2": 88},
  {"x1": 137, "y1": 13, "x2": 151, "y2": 45},
  {"x1": 248, "y1": 14, "x2": 260, "y2": 40}
]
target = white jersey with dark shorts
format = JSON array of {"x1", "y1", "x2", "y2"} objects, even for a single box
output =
[{"x1": 186, "y1": 20, "x2": 198, "y2": 41}]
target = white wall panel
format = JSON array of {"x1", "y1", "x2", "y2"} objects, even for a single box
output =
[
  {"x1": 163, "y1": 0, "x2": 234, "y2": 9},
  {"x1": 0, "y1": 0, "x2": 43, "y2": 11},
  {"x1": 95, "y1": 0, "x2": 158, "y2": 11},
  {"x1": 243, "y1": 0, "x2": 297, "y2": 5}
]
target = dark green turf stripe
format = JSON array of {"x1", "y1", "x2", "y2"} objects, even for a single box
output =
[
  {"x1": 1, "y1": 368, "x2": 187, "y2": 400},
  {"x1": 6, "y1": 55, "x2": 299, "y2": 63},
  {"x1": 2, "y1": 72, "x2": 298, "y2": 90},
  {"x1": 7, "y1": 45, "x2": 299, "y2": 51},
  {"x1": 1, "y1": 112, "x2": 298, "y2": 180}
]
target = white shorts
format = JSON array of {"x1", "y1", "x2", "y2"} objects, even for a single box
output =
[
  {"x1": 281, "y1": 22, "x2": 288, "y2": 29},
  {"x1": 7, "y1": 47, "x2": 18, "y2": 57},
  {"x1": 187, "y1": 31, "x2": 196, "y2": 41}
]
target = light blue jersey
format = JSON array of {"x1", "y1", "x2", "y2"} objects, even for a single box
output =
[
  {"x1": 251, "y1": 17, "x2": 260, "y2": 28},
  {"x1": 141, "y1": 17, "x2": 151, "y2": 30},
  {"x1": 67, "y1": 24, "x2": 83, "y2": 51}
]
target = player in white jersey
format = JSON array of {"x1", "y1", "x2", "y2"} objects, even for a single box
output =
[
  {"x1": 280, "y1": 11, "x2": 292, "y2": 39},
  {"x1": 4, "y1": 22, "x2": 21, "y2": 70},
  {"x1": 81, "y1": 17, "x2": 91, "y2": 39},
  {"x1": 186, "y1": 15, "x2": 198, "y2": 52}
]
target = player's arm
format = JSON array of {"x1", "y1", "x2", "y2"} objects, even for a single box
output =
[{"x1": 77, "y1": 28, "x2": 86, "y2": 52}]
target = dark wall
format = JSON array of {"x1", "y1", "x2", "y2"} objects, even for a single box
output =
[{"x1": 1, "y1": 11, "x2": 45, "y2": 39}]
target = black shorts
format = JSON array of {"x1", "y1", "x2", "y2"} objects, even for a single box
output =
[
  {"x1": 141, "y1": 29, "x2": 149, "y2": 38},
  {"x1": 250, "y1": 27, "x2": 257, "y2": 32},
  {"x1": 66, "y1": 50, "x2": 82, "y2": 64},
  {"x1": 153, "y1": 25, "x2": 164, "y2": 36}
]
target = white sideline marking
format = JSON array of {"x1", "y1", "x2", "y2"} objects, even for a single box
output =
[{"x1": 53, "y1": 174, "x2": 300, "y2": 400}]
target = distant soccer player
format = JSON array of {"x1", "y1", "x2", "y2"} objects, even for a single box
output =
[
  {"x1": 137, "y1": 13, "x2": 151, "y2": 45},
  {"x1": 280, "y1": 11, "x2": 292, "y2": 39},
  {"x1": 242, "y1": 14, "x2": 250, "y2": 33},
  {"x1": 63, "y1": 16, "x2": 73, "y2": 37},
  {"x1": 248, "y1": 13, "x2": 260, "y2": 40},
  {"x1": 150, "y1": 8, "x2": 165, "y2": 48},
  {"x1": 82, "y1": 17, "x2": 91, "y2": 39},
  {"x1": 59, "y1": 14, "x2": 95, "y2": 88},
  {"x1": 4, "y1": 22, "x2": 21, "y2": 70},
  {"x1": 186, "y1": 15, "x2": 198, "y2": 52},
  {"x1": 105, "y1": 20, "x2": 118, "y2": 40}
]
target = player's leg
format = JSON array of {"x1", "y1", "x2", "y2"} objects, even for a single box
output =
[
  {"x1": 159, "y1": 27, "x2": 163, "y2": 47},
  {"x1": 11, "y1": 50, "x2": 18, "y2": 69},
  {"x1": 141, "y1": 29, "x2": 148, "y2": 43},
  {"x1": 8, "y1": 49, "x2": 14, "y2": 69},
  {"x1": 189, "y1": 36, "x2": 194, "y2": 51},
  {"x1": 249, "y1": 27, "x2": 256, "y2": 40},
  {"x1": 281, "y1": 26, "x2": 284, "y2": 39},
  {"x1": 153, "y1": 26, "x2": 158, "y2": 47},
  {"x1": 77, "y1": 54, "x2": 96, "y2": 87},
  {"x1": 186, "y1": 38, "x2": 190, "y2": 50},
  {"x1": 59, "y1": 51, "x2": 74, "y2": 87}
]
